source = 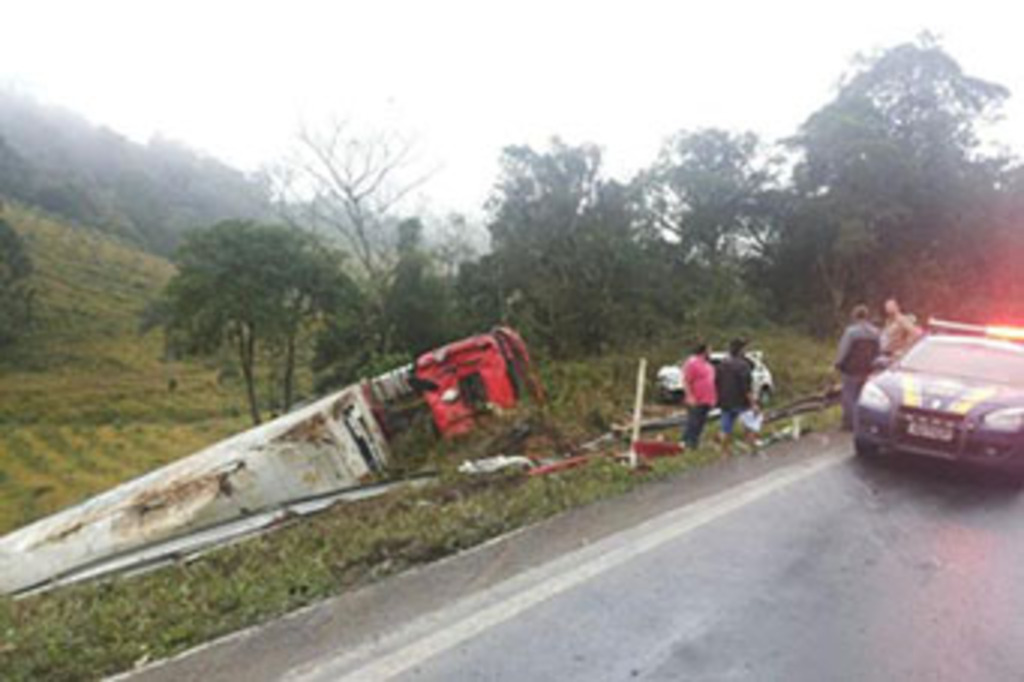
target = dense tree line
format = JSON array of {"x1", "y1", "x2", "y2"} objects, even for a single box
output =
[{"x1": 473, "y1": 37, "x2": 1024, "y2": 348}]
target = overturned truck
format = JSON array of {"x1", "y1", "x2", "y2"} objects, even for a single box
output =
[{"x1": 0, "y1": 327, "x2": 542, "y2": 596}]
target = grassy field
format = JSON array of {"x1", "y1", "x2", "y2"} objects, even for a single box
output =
[{"x1": 0, "y1": 206, "x2": 249, "y2": 533}]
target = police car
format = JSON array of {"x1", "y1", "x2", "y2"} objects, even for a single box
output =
[
  {"x1": 656, "y1": 351, "x2": 775, "y2": 405},
  {"x1": 855, "y1": 319, "x2": 1024, "y2": 476}
]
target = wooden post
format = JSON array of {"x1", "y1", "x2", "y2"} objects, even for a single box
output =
[{"x1": 628, "y1": 358, "x2": 647, "y2": 469}]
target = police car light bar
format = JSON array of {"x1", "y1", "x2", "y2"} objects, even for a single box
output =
[
  {"x1": 986, "y1": 325, "x2": 1024, "y2": 341},
  {"x1": 928, "y1": 318, "x2": 1024, "y2": 341}
]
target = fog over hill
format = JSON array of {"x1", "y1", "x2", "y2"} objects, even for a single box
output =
[{"x1": 0, "y1": 90, "x2": 271, "y2": 254}]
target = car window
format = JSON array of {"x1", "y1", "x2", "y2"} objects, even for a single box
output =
[{"x1": 900, "y1": 338, "x2": 1024, "y2": 385}]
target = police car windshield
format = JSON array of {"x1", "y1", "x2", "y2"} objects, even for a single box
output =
[{"x1": 900, "y1": 337, "x2": 1024, "y2": 385}]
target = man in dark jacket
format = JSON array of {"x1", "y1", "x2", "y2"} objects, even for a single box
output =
[
  {"x1": 835, "y1": 304, "x2": 881, "y2": 431},
  {"x1": 716, "y1": 338, "x2": 758, "y2": 455}
]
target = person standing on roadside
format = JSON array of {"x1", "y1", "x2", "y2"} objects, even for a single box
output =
[
  {"x1": 880, "y1": 297, "x2": 921, "y2": 360},
  {"x1": 835, "y1": 305, "x2": 881, "y2": 431},
  {"x1": 682, "y1": 342, "x2": 717, "y2": 449},
  {"x1": 716, "y1": 338, "x2": 758, "y2": 455}
]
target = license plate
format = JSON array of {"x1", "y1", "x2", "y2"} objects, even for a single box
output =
[{"x1": 907, "y1": 421, "x2": 955, "y2": 442}]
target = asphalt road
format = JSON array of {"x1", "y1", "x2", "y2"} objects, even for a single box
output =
[{"x1": 129, "y1": 436, "x2": 1024, "y2": 682}]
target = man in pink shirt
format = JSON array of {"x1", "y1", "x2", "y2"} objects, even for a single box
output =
[{"x1": 682, "y1": 342, "x2": 717, "y2": 449}]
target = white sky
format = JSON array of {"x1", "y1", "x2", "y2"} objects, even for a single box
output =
[{"x1": 3, "y1": 0, "x2": 1024, "y2": 216}]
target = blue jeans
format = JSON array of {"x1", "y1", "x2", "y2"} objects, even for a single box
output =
[
  {"x1": 720, "y1": 408, "x2": 743, "y2": 436},
  {"x1": 683, "y1": 405, "x2": 711, "y2": 448},
  {"x1": 841, "y1": 375, "x2": 867, "y2": 431}
]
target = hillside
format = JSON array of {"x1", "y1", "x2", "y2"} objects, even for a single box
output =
[
  {"x1": 0, "y1": 90, "x2": 271, "y2": 254},
  {"x1": 0, "y1": 205, "x2": 248, "y2": 533}
]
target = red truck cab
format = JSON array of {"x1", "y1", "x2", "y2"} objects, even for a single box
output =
[{"x1": 414, "y1": 327, "x2": 543, "y2": 436}]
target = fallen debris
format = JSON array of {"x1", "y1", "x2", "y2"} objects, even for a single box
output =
[
  {"x1": 631, "y1": 440, "x2": 685, "y2": 459},
  {"x1": 458, "y1": 456, "x2": 534, "y2": 475},
  {"x1": 527, "y1": 454, "x2": 596, "y2": 477}
]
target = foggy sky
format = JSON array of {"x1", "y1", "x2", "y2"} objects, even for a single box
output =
[{"x1": 3, "y1": 0, "x2": 1023, "y2": 216}]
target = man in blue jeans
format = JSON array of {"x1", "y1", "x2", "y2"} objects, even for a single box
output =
[{"x1": 716, "y1": 338, "x2": 758, "y2": 455}]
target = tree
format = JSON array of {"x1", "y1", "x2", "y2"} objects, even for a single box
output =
[
  {"x1": 271, "y1": 120, "x2": 432, "y2": 286},
  {"x1": 268, "y1": 120, "x2": 439, "y2": 368},
  {"x1": 483, "y1": 140, "x2": 668, "y2": 356},
  {"x1": 0, "y1": 208, "x2": 34, "y2": 347},
  {"x1": 163, "y1": 220, "x2": 352, "y2": 424},
  {"x1": 633, "y1": 128, "x2": 780, "y2": 327},
  {"x1": 430, "y1": 212, "x2": 484, "y2": 279},
  {"x1": 637, "y1": 128, "x2": 778, "y2": 264},
  {"x1": 767, "y1": 37, "x2": 1010, "y2": 326},
  {"x1": 312, "y1": 218, "x2": 460, "y2": 389},
  {"x1": 387, "y1": 218, "x2": 459, "y2": 354}
]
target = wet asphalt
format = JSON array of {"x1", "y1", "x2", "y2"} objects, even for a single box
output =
[
  {"x1": 128, "y1": 437, "x2": 1024, "y2": 682},
  {"x1": 385, "y1": 454, "x2": 1024, "y2": 682}
]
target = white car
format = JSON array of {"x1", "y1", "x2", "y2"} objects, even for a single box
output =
[{"x1": 657, "y1": 351, "x2": 775, "y2": 406}]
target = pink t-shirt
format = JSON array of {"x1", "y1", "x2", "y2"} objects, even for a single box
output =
[{"x1": 683, "y1": 355, "x2": 717, "y2": 406}]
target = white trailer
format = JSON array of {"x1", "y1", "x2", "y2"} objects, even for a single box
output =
[{"x1": 0, "y1": 384, "x2": 390, "y2": 596}]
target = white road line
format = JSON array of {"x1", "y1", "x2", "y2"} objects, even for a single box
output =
[{"x1": 287, "y1": 452, "x2": 848, "y2": 682}]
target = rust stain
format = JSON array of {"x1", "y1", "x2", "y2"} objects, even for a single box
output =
[
  {"x1": 277, "y1": 413, "x2": 335, "y2": 446},
  {"x1": 331, "y1": 395, "x2": 355, "y2": 420},
  {"x1": 112, "y1": 462, "x2": 247, "y2": 539},
  {"x1": 38, "y1": 520, "x2": 86, "y2": 546}
]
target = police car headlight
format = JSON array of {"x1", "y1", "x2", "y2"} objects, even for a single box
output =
[
  {"x1": 859, "y1": 383, "x2": 891, "y2": 411},
  {"x1": 982, "y1": 407, "x2": 1024, "y2": 432}
]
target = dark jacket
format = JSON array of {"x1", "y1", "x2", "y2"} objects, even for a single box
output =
[
  {"x1": 716, "y1": 354, "x2": 753, "y2": 411},
  {"x1": 835, "y1": 321, "x2": 881, "y2": 378}
]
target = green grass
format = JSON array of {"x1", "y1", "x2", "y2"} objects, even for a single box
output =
[{"x1": 0, "y1": 205, "x2": 249, "y2": 533}]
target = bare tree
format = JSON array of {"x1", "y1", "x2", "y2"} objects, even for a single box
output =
[{"x1": 270, "y1": 119, "x2": 434, "y2": 290}]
